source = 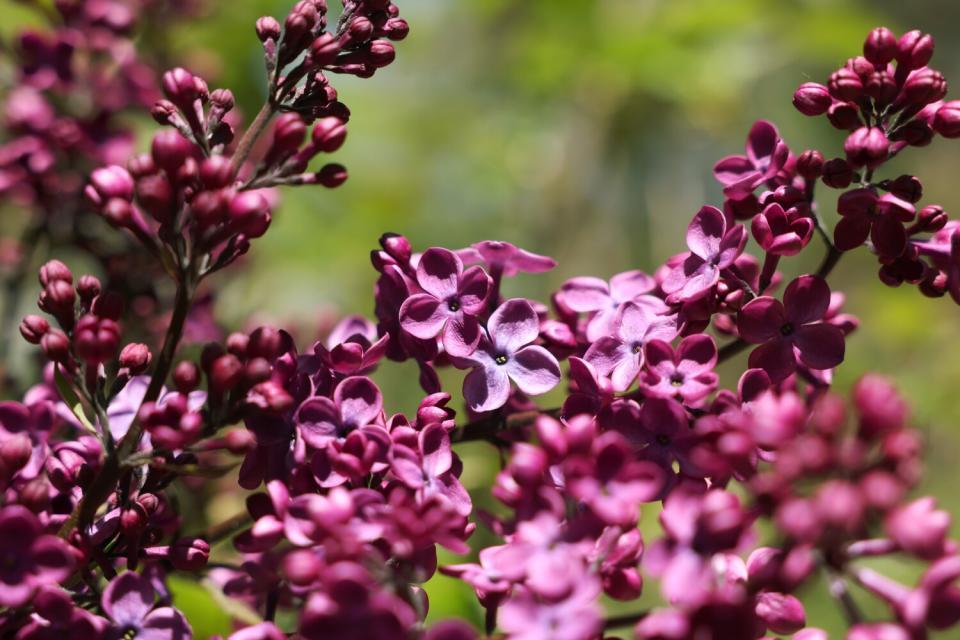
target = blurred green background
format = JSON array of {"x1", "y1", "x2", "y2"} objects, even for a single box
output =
[{"x1": 7, "y1": 0, "x2": 960, "y2": 637}]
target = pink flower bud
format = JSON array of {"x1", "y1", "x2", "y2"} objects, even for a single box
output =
[
  {"x1": 162, "y1": 67, "x2": 208, "y2": 110},
  {"x1": 19, "y1": 315, "x2": 49, "y2": 344},
  {"x1": 917, "y1": 204, "x2": 947, "y2": 232},
  {"x1": 136, "y1": 173, "x2": 175, "y2": 223},
  {"x1": 367, "y1": 40, "x2": 396, "y2": 68},
  {"x1": 796, "y1": 150, "x2": 824, "y2": 179},
  {"x1": 829, "y1": 68, "x2": 863, "y2": 101},
  {"x1": 384, "y1": 17, "x2": 409, "y2": 41},
  {"x1": 793, "y1": 83, "x2": 832, "y2": 116},
  {"x1": 75, "y1": 275, "x2": 101, "y2": 305},
  {"x1": 312, "y1": 117, "x2": 347, "y2": 153},
  {"x1": 225, "y1": 429, "x2": 256, "y2": 454},
  {"x1": 308, "y1": 33, "x2": 340, "y2": 66},
  {"x1": 41, "y1": 330, "x2": 70, "y2": 362},
  {"x1": 228, "y1": 191, "x2": 272, "y2": 239},
  {"x1": 853, "y1": 374, "x2": 908, "y2": 438},
  {"x1": 379, "y1": 233, "x2": 412, "y2": 264},
  {"x1": 266, "y1": 113, "x2": 307, "y2": 166},
  {"x1": 169, "y1": 537, "x2": 210, "y2": 571},
  {"x1": 884, "y1": 174, "x2": 923, "y2": 203},
  {"x1": 755, "y1": 591, "x2": 806, "y2": 635},
  {"x1": 151, "y1": 130, "x2": 196, "y2": 174},
  {"x1": 864, "y1": 27, "x2": 898, "y2": 65},
  {"x1": 844, "y1": 126, "x2": 889, "y2": 169},
  {"x1": 256, "y1": 16, "x2": 281, "y2": 42},
  {"x1": 92, "y1": 291, "x2": 124, "y2": 321},
  {"x1": 38, "y1": 259, "x2": 73, "y2": 287},
  {"x1": 826, "y1": 102, "x2": 861, "y2": 130},
  {"x1": 897, "y1": 30, "x2": 934, "y2": 70},
  {"x1": 342, "y1": 16, "x2": 374, "y2": 47},
  {"x1": 119, "y1": 343, "x2": 152, "y2": 374},
  {"x1": 864, "y1": 71, "x2": 897, "y2": 104},
  {"x1": 73, "y1": 314, "x2": 121, "y2": 365},
  {"x1": 885, "y1": 497, "x2": 949, "y2": 559},
  {"x1": 88, "y1": 165, "x2": 135, "y2": 203},
  {"x1": 0, "y1": 433, "x2": 33, "y2": 477},
  {"x1": 174, "y1": 361, "x2": 201, "y2": 393},
  {"x1": 225, "y1": 333, "x2": 248, "y2": 358},
  {"x1": 200, "y1": 155, "x2": 235, "y2": 189},
  {"x1": 39, "y1": 279, "x2": 76, "y2": 317},
  {"x1": 210, "y1": 354, "x2": 243, "y2": 392},
  {"x1": 933, "y1": 100, "x2": 960, "y2": 138},
  {"x1": 902, "y1": 68, "x2": 947, "y2": 107},
  {"x1": 248, "y1": 326, "x2": 284, "y2": 360},
  {"x1": 317, "y1": 163, "x2": 347, "y2": 188}
]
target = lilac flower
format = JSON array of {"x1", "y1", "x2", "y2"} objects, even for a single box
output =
[
  {"x1": 399, "y1": 247, "x2": 491, "y2": 357},
  {"x1": 440, "y1": 543, "x2": 530, "y2": 597},
  {"x1": 106, "y1": 375, "x2": 205, "y2": 441},
  {"x1": 737, "y1": 275, "x2": 845, "y2": 382},
  {"x1": 834, "y1": 188, "x2": 915, "y2": 258},
  {"x1": 14, "y1": 585, "x2": 107, "y2": 639},
  {"x1": 457, "y1": 240, "x2": 556, "y2": 277},
  {"x1": 559, "y1": 269, "x2": 659, "y2": 341},
  {"x1": 0, "y1": 505, "x2": 74, "y2": 607},
  {"x1": 713, "y1": 120, "x2": 790, "y2": 197},
  {"x1": 389, "y1": 422, "x2": 472, "y2": 515},
  {"x1": 751, "y1": 202, "x2": 815, "y2": 256},
  {"x1": 583, "y1": 301, "x2": 677, "y2": 392},
  {"x1": 661, "y1": 206, "x2": 747, "y2": 303},
  {"x1": 101, "y1": 572, "x2": 190, "y2": 639},
  {"x1": 298, "y1": 315, "x2": 389, "y2": 377},
  {"x1": 453, "y1": 299, "x2": 560, "y2": 413},
  {"x1": 640, "y1": 335, "x2": 718, "y2": 405},
  {"x1": 498, "y1": 580, "x2": 603, "y2": 640},
  {"x1": 295, "y1": 376, "x2": 384, "y2": 449},
  {"x1": 630, "y1": 397, "x2": 705, "y2": 477}
]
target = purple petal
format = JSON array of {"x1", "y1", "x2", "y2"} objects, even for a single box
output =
[
  {"x1": 334, "y1": 376, "x2": 383, "y2": 427},
  {"x1": 420, "y1": 422, "x2": 452, "y2": 477},
  {"x1": 326, "y1": 315, "x2": 377, "y2": 348},
  {"x1": 488, "y1": 298, "x2": 540, "y2": 355},
  {"x1": 139, "y1": 606, "x2": 192, "y2": 640},
  {"x1": 745, "y1": 120, "x2": 779, "y2": 167},
  {"x1": 559, "y1": 277, "x2": 611, "y2": 312},
  {"x1": 713, "y1": 155, "x2": 755, "y2": 186},
  {"x1": 508, "y1": 247, "x2": 557, "y2": 275},
  {"x1": 614, "y1": 301, "x2": 655, "y2": 343},
  {"x1": 609, "y1": 354, "x2": 643, "y2": 392},
  {"x1": 783, "y1": 275, "x2": 830, "y2": 325},
  {"x1": 399, "y1": 293, "x2": 448, "y2": 340},
  {"x1": 390, "y1": 445, "x2": 426, "y2": 488},
  {"x1": 295, "y1": 397, "x2": 341, "y2": 448},
  {"x1": 584, "y1": 337, "x2": 632, "y2": 379},
  {"x1": 29, "y1": 536, "x2": 74, "y2": 584},
  {"x1": 686, "y1": 206, "x2": 726, "y2": 259},
  {"x1": 609, "y1": 270, "x2": 656, "y2": 302},
  {"x1": 442, "y1": 314, "x2": 481, "y2": 357},
  {"x1": 102, "y1": 572, "x2": 154, "y2": 627},
  {"x1": 462, "y1": 365, "x2": 511, "y2": 413},
  {"x1": 584, "y1": 307, "x2": 618, "y2": 343},
  {"x1": 643, "y1": 339, "x2": 676, "y2": 377},
  {"x1": 833, "y1": 214, "x2": 872, "y2": 251},
  {"x1": 794, "y1": 324, "x2": 845, "y2": 370},
  {"x1": 747, "y1": 339, "x2": 796, "y2": 383},
  {"x1": 675, "y1": 334, "x2": 718, "y2": 374},
  {"x1": 666, "y1": 260, "x2": 719, "y2": 303},
  {"x1": 639, "y1": 397, "x2": 688, "y2": 438},
  {"x1": 457, "y1": 265, "x2": 491, "y2": 313},
  {"x1": 715, "y1": 224, "x2": 747, "y2": 268},
  {"x1": 506, "y1": 346, "x2": 561, "y2": 396},
  {"x1": 871, "y1": 215, "x2": 908, "y2": 259},
  {"x1": 737, "y1": 297, "x2": 786, "y2": 343},
  {"x1": 416, "y1": 247, "x2": 462, "y2": 299}
]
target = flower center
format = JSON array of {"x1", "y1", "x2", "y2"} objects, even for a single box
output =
[
  {"x1": 670, "y1": 375, "x2": 684, "y2": 388},
  {"x1": 656, "y1": 433, "x2": 671, "y2": 446},
  {"x1": 447, "y1": 299, "x2": 461, "y2": 312},
  {"x1": 779, "y1": 322, "x2": 794, "y2": 336},
  {"x1": 632, "y1": 343, "x2": 643, "y2": 354},
  {"x1": 494, "y1": 354, "x2": 508, "y2": 365}
]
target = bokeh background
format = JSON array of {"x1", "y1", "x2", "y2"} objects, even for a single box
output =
[{"x1": 5, "y1": 0, "x2": 960, "y2": 637}]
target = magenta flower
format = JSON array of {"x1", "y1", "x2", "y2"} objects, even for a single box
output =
[
  {"x1": 389, "y1": 422, "x2": 472, "y2": 515},
  {"x1": 0, "y1": 505, "x2": 74, "y2": 607},
  {"x1": 834, "y1": 188, "x2": 915, "y2": 258},
  {"x1": 662, "y1": 206, "x2": 747, "y2": 303},
  {"x1": 737, "y1": 275, "x2": 846, "y2": 382},
  {"x1": 458, "y1": 240, "x2": 556, "y2": 277},
  {"x1": 713, "y1": 120, "x2": 790, "y2": 197},
  {"x1": 751, "y1": 202, "x2": 814, "y2": 256},
  {"x1": 631, "y1": 397, "x2": 705, "y2": 477},
  {"x1": 640, "y1": 335, "x2": 719, "y2": 405},
  {"x1": 498, "y1": 580, "x2": 603, "y2": 640},
  {"x1": 559, "y1": 270, "x2": 658, "y2": 341},
  {"x1": 399, "y1": 247, "x2": 491, "y2": 357},
  {"x1": 584, "y1": 301, "x2": 677, "y2": 392},
  {"x1": 453, "y1": 299, "x2": 560, "y2": 413},
  {"x1": 101, "y1": 572, "x2": 190, "y2": 639},
  {"x1": 295, "y1": 376, "x2": 383, "y2": 449}
]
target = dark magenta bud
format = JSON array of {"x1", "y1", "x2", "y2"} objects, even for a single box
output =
[
  {"x1": 210, "y1": 88, "x2": 235, "y2": 112},
  {"x1": 19, "y1": 315, "x2": 49, "y2": 344},
  {"x1": 311, "y1": 117, "x2": 347, "y2": 153},
  {"x1": 883, "y1": 175, "x2": 923, "y2": 203},
  {"x1": 844, "y1": 127, "x2": 889, "y2": 169},
  {"x1": 225, "y1": 333, "x2": 249, "y2": 358},
  {"x1": 162, "y1": 67, "x2": 208, "y2": 110},
  {"x1": 897, "y1": 30, "x2": 934, "y2": 70},
  {"x1": 243, "y1": 358, "x2": 272, "y2": 386},
  {"x1": 367, "y1": 40, "x2": 396, "y2": 68},
  {"x1": 38, "y1": 260, "x2": 73, "y2": 287},
  {"x1": 383, "y1": 17, "x2": 409, "y2": 41},
  {"x1": 174, "y1": 361, "x2": 201, "y2": 393},
  {"x1": 200, "y1": 156, "x2": 234, "y2": 189},
  {"x1": 918, "y1": 205, "x2": 948, "y2": 232},
  {"x1": 228, "y1": 191, "x2": 272, "y2": 239},
  {"x1": 864, "y1": 27, "x2": 898, "y2": 65},
  {"x1": 92, "y1": 291, "x2": 124, "y2": 321},
  {"x1": 0, "y1": 434, "x2": 33, "y2": 477},
  {"x1": 902, "y1": 68, "x2": 947, "y2": 107},
  {"x1": 822, "y1": 158, "x2": 854, "y2": 189},
  {"x1": 210, "y1": 354, "x2": 243, "y2": 392},
  {"x1": 225, "y1": 429, "x2": 256, "y2": 454},
  {"x1": 864, "y1": 71, "x2": 897, "y2": 104},
  {"x1": 317, "y1": 163, "x2": 347, "y2": 187},
  {"x1": 119, "y1": 343, "x2": 152, "y2": 374},
  {"x1": 265, "y1": 114, "x2": 307, "y2": 167},
  {"x1": 87, "y1": 166, "x2": 135, "y2": 204},
  {"x1": 136, "y1": 174, "x2": 175, "y2": 223},
  {"x1": 792, "y1": 82, "x2": 832, "y2": 116},
  {"x1": 889, "y1": 119, "x2": 934, "y2": 146},
  {"x1": 170, "y1": 537, "x2": 210, "y2": 571},
  {"x1": 342, "y1": 16, "x2": 374, "y2": 47},
  {"x1": 73, "y1": 315, "x2": 121, "y2": 365},
  {"x1": 76, "y1": 275, "x2": 101, "y2": 304},
  {"x1": 41, "y1": 330, "x2": 70, "y2": 362},
  {"x1": 256, "y1": 16, "x2": 281, "y2": 42},
  {"x1": 826, "y1": 102, "x2": 861, "y2": 130},
  {"x1": 829, "y1": 68, "x2": 863, "y2": 101},
  {"x1": 933, "y1": 100, "x2": 960, "y2": 138},
  {"x1": 151, "y1": 100, "x2": 178, "y2": 126},
  {"x1": 308, "y1": 32, "x2": 340, "y2": 66},
  {"x1": 39, "y1": 280, "x2": 76, "y2": 317},
  {"x1": 248, "y1": 326, "x2": 283, "y2": 360},
  {"x1": 796, "y1": 150, "x2": 824, "y2": 180},
  {"x1": 379, "y1": 233, "x2": 412, "y2": 264},
  {"x1": 151, "y1": 130, "x2": 196, "y2": 174}
]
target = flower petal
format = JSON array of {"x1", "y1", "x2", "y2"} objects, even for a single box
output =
[
  {"x1": 747, "y1": 339, "x2": 796, "y2": 383},
  {"x1": 462, "y1": 366, "x2": 511, "y2": 413},
  {"x1": 457, "y1": 265, "x2": 491, "y2": 313},
  {"x1": 399, "y1": 294, "x2": 447, "y2": 340},
  {"x1": 745, "y1": 120, "x2": 779, "y2": 168},
  {"x1": 737, "y1": 297, "x2": 786, "y2": 343},
  {"x1": 139, "y1": 606, "x2": 192, "y2": 640},
  {"x1": 794, "y1": 324, "x2": 845, "y2": 370},
  {"x1": 334, "y1": 376, "x2": 383, "y2": 428},
  {"x1": 783, "y1": 275, "x2": 830, "y2": 325},
  {"x1": 506, "y1": 346, "x2": 561, "y2": 396},
  {"x1": 442, "y1": 313, "x2": 482, "y2": 357},
  {"x1": 559, "y1": 277, "x2": 611, "y2": 312},
  {"x1": 488, "y1": 298, "x2": 540, "y2": 355},
  {"x1": 686, "y1": 206, "x2": 726, "y2": 260},
  {"x1": 295, "y1": 397, "x2": 342, "y2": 448},
  {"x1": 713, "y1": 155, "x2": 755, "y2": 186},
  {"x1": 609, "y1": 270, "x2": 656, "y2": 302},
  {"x1": 416, "y1": 247, "x2": 462, "y2": 299},
  {"x1": 102, "y1": 572, "x2": 155, "y2": 627},
  {"x1": 833, "y1": 213, "x2": 872, "y2": 251},
  {"x1": 420, "y1": 422, "x2": 452, "y2": 477}
]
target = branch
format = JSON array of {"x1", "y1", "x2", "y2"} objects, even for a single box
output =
[
  {"x1": 603, "y1": 609, "x2": 649, "y2": 630},
  {"x1": 451, "y1": 408, "x2": 560, "y2": 444},
  {"x1": 230, "y1": 101, "x2": 275, "y2": 177}
]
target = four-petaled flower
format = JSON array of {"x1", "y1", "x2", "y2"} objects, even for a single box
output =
[
  {"x1": 295, "y1": 376, "x2": 384, "y2": 449},
  {"x1": 399, "y1": 247, "x2": 491, "y2": 357},
  {"x1": 0, "y1": 505, "x2": 74, "y2": 608},
  {"x1": 834, "y1": 188, "x2": 915, "y2": 258},
  {"x1": 458, "y1": 240, "x2": 557, "y2": 277},
  {"x1": 389, "y1": 422, "x2": 472, "y2": 515},
  {"x1": 453, "y1": 299, "x2": 561, "y2": 413},
  {"x1": 662, "y1": 206, "x2": 747, "y2": 303},
  {"x1": 737, "y1": 275, "x2": 845, "y2": 382},
  {"x1": 559, "y1": 270, "x2": 659, "y2": 341},
  {"x1": 101, "y1": 571, "x2": 191, "y2": 639},
  {"x1": 713, "y1": 120, "x2": 790, "y2": 197},
  {"x1": 640, "y1": 334, "x2": 719, "y2": 405},
  {"x1": 752, "y1": 202, "x2": 815, "y2": 256},
  {"x1": 584, "y1": 301, "x2": 677, "y2": 392}
]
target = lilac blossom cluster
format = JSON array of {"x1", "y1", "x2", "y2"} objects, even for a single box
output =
[{"x1": 0, "y1": 14, "x2": 958, "y2": 640}]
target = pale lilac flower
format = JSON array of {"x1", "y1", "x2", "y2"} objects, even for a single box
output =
[
  {"x1": 0, "y1": 505, "x2": 74, "y2": 607},
  {"x1": 389, "y1": 422, "x2": 472, "y2": 515},
  {"x1": 640, "y1": 335, "x2": 718, "y2": 404},
  {"x1": 559, "y1": 270, "x2": 659, "y2": 341},
  {"x1": 295, "y1": 376, "x2": 383, "y2": 449},
  {"x1": 498, "y1": 580, "x2": 603, "y2": 640},
  {"x1": 584, "y1": 301, "x2": 677, "y2": 392},
  {"x1": 453, "y1": 299, "x2": 560, "y2": 413},
  {"x1": 399, "y1": 247, "x2": 491, "y2": 357},
  {"x1": 662, "y1": 206, "x2": 747, "y2": 303},
  {"x1": 101, "y1": 572, "x2": 191, "y2": 639},
  {"x1": 457, "y1": 240, "x2": 556, "y2": 277}
]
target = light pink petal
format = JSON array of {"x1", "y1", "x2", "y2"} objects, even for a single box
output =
[
  {"x1": 506, "y1": 346, "x2": 561, "y2": 396},
  {"x1": 416, "y1": 247, "x2": 462, "y2": 299},
  {"x1": 686, "y1": 206, "x2": 726, "y2": 259},
  {"x1": 295, "y1": 397, "x2": 342, "y2": 448},
  {"x1": 644, "y1": 339, "x2": 676, "y2": 377},
  {"x1": 679, "y1": 372, "x2": 718, "y2": 403},
  {"x1": 645, "y1": 317, "x2": 679, "y2": 343},
  {"x1": 102, "y1": 572, "x2": 154, "y2": 627},
  {"x1": 667, "y1": 260, "x2": 719, "y2": 303},
  {"x1": 745, "y1": 120, "x2": 779, "y2": 167},
  {"x1": 559, "y1": 277, "x2": 611, "y2": 312},
  {"x1": 420, "y1": 422, "x2": 452, "y2": 477},
  {"x1": 794, "y1": 324, "x2": 845, "y2": 370},
  {"x1": 737, "y1": 297, "x2": 786, "y2": 343},
  {"x1": 334, "y1": 376, "x2": 383, "y2": 427},
  {"x1": 747, "y1": 339, "x2": 796, "y2": 383},
  {"x1": 399, "y1": 293, "x2": 448, "y2": 340},
  {"x1": 390, "y1": 445, "x2": 426, "y2": 488},
  {"x1": 442, "y1": 314, "x2": 481, "y2": 357},
  {"x1": 783, "y1": 275, "x2": 831, "y2": 325},
  {"x1": 615, "y1": 301, "x2": 654, "y2": 343},
  {"x1": 457, "y1": 265, "x2": 491, "y2": 313},
  {"x1": 139, "y1": 606, "x2": 192, "y2": 640},
  {"x1": 713, "y1": 155, "x2": 755, "y2": 186},
  {"x1": 463, "y1": 366, "x2": 511, "y2": 413},
  {"x1": 488, "y1": 298, "x2": 540, "y2": 354},
  {"x1": 509, "y1": 247, "x2": 557, "y2": 274},
  {"x1": 609, "y1": 270, "x2": 656, "y2": 302},
  {"x1": 584, "y1": 337, "x2": 631, "y2": 378},
  {"x1": 29, "y1": 536, "x2": 74, "y2": 584},
  {"x1": 609, "y1": 355, "x2": 643, "y2": 392},
  {"x1": 675, "y1": 334, "x2": 718, "y2": 375},
  {"x1": 584, "y1": 307, "x2": 618, "y2": 343}
]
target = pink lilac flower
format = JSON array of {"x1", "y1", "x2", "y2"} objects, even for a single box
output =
[
  {"x1": 101, "y1": 571, "x2": 191, "y2": 639},
  {"x1": 751, "y1": 202, "x2": 815, "y2": 256},
  {"x1": 584, "y1": 301, "x2": 677, "y2": 392},
  {"x1": 0, "y1": 505, "x2": 74, "y2": 608},
  {"x1": 712, "y1": 120, "x2": 790, "y2": 197},
  {"x1": 558, "y1": 270, "x2": 659, "y2": 341},
  {"x1": 457, "y1": 240, "x2": 556, "y2": 277},
  {"x1": 453, "y1": 299, "x2": 560, "y2": 413},
  {"x1": 399, "y1": 247, "x2": 491, "y2": 357},
  {"x1": 640, "y1": 335, "x2": 719, "y2": 405},
  {"x1": 389, "y1": 422, "x2": 472, "y2": 515},
  {"x1": 662, "y1": 206, "x2": 747, "y2": 303},
  {"x1": 737, "y1": 275, "x2": 845, "y2": 382},
  {"x1": 13, "y1": 585, "x2": 107, "y2": 639},
  {"x1": 498, "y1": 580, "x2": 603, "y2": 640},
  {"x1": 834, "y1": 188, "x2": 916, "y2": 258},
  {"x1": 295, "y1": 376, "x2": 384, "y2": 449}
]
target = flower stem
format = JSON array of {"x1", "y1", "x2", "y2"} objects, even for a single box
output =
[
  {"x1": 603, "y1": 609, "x2": 649, "y2": 630},
  {"x1": 230, "y1": 101, "x2": 276, "y2": 178},
  {"x1": 825, "y1": 566, "x2": 863, "y2": 627}
]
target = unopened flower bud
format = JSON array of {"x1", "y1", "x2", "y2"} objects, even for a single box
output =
[
  {"x1": 844, "y1": 127, "x2": 889, "y2": 169},
  {"x1": 902, "y1": 68, "x2": 947, "y2": 107},
  {"x1": 19, "y1": 315, "x2": 49, "y2": 344},
  {"x1": 883, "y1": 174, "x2": 923, "y2": 203},
  {"x1": 39, "y1": 279, "x2": 76, "y2": 317},
  {"x1": 119, "y1": 343, "x2": 152, "y2": 374},
  {"x1": 383, "y1": 17, "x2": 409, "y2": 41},
  {"x1": 248, "y1": 326, "x2": 284, "y2": 360},
  {"x1": 829, "y1": 68, "x2": 863, "y2": 101},
  {"x1": 0, "y1": 434, "x2": 33, "y2": 477},
  {"x1": 853, "y1": 374, "x2": 908, "y2": 438},
  {"x1": 162, "y1": 67, "x2": 208, "y2": 110},
  {"x1": 88, "y1": 165, "x2": 135, "y2": 204},
  {"x1": 864, "y1": 70, "x2": 897, "y2": 104},
  {"x1": 228, "y1": 191, "x2": 272, "y2": 239},
  {"x1": 224, "y1": 333, "x2": 249, "y2": 358},
  {"x1": 917, "y1": 204, "x2": 947, "y2": 232},
  {"x1": 897, "y1": 30, "x2": 934, "y2": 70},
  {"x1": 864, "y1": 27, "x2": 898, "y2": 65},
  {"x1": 200, "y1": 155, "x2": 234, "y2": 189},
  {"x1": 92, "y1": 291, "x2": 124, "y2": 321},
  {"x1": 308, "y1": 32, "x2": 340, "y2": 66},
  {"x1": 120, "y1": 504, "x2": 148, "y2": 535},
  {"x1": 796, "y1": 150, "x2": 824, "y2": 180},
  {"x1": 379, "y1": 233, "x2": 412, "y2": 264},
  {"x1": 210, "y1": 354, "x2": 243, "y2": 393},
  {"x1": 151, "y1": 100, "x2": 178, "y2": 126},
  {"x1": 317, "y1": 163, "x2": 347, "y2": 188},
  {"x1": 151, "y1": 130, "x2": 196, "y2": 174},
  {"x1": 41, "y1": 330, "x2": 70, "y2": 362},
  {"x1": 367, "y1": 40, "x2": 396, "y2": 68},
  {"x1": 225, "y1": 429, "x2": 256, "y2": 454},
  {"x1": 73, "y1": 315, "x2": 121, "y2": 365},
  {"x1": 826, "y1": 102, "x2": 861, "y2": 130},
  {"x1": 174, "y1": 361, "x2": 201, "y2": 393},
  {"x1": 755, "y1": 592, "x2": 806, "y2": 635},
  {"x1": 933, "y1": 100, "x2": 960, "y2": 138},
  {"x1": 171, "y1": 537, "x2": 210, "y2": 571},
  {"x1": 342, "y1": 16, "x2": 373, "y2": 46},
  {"x1": 885, "y1": 497, "x2": 949, "y2": 559},
  {"x1": 256, "y1": 16, "x2": 281, "y2": 42},
  {"x1": 136, "y1": 174, "x2": 174, "y2": 224},
  {"x1": 38, "y1": 260, "x2": 73, "y2": 287},
  {"x1": 312, "y1": 117, "x2": 347, "y2": 153},
  {"x1": 76, "y1": 275, "x2": 101, "y2": 305},
  {"x1": 792, "y1": 83, "x2": 832, "y2": 116}
]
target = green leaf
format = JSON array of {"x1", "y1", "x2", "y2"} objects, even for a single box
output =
[
  {"x1": 168, "y1": 575, "x2": 244, "y2": 638},
  {"x1": 54, "y1": 366, "x2": 98, "y2": 436}
]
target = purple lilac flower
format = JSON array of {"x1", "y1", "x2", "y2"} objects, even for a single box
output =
[
  {"x1": 640, "y1": 335, "x2": 719, "y2": 405},
  {"x1": 661, "y1": 206, "x2": 747, "y2": 303},
  {"x1": 457, "y1": 240, "x2": 556, "y2": 277},
  {"x1": 453, "y1": 299, "x2": 560, "y2": 413},
  {"x1": 559, "y1": 269, "x2": 659, "y2": 341},
  {"x1": 498, "y1": 579, "x2": 603, "y2": 640},
  {"x1": 583, "y1": 301, "x2": 677, "y2": 392},
  {"x1": 101, "y1": 571, "x2": 191, "y2": 639},
  {"x1": 389, "y1": 422, "x2": 472, "y2": 515},
  {"x1": 399, "y1": 247, "x2": 491, "y2": 357},
  {"x1": 712, "y1": 120, "x2": 790, "y2": 197},
  {"x1": 295, "y1": 376, "x2": 384, "y2": 449},
  {"x1": 0, "y1": 505, "x2": 74, "y2": 608},
  {"x1": 737, "y1": 275, "x2": 845, "y2": 382}
]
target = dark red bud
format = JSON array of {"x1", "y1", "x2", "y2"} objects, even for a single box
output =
[
  {"x1": 170, "y1": 537, "x2": 210, "y2": 571},
  {"x1": 864, "y1": 27, "x2": 898, "y2": 65},
  {"x1": 76, "y1": 275, "x2": 101, "y2": 303},
  {"x1": 311, "y1": 117, "x2": 347, "y2": 153},
  {"x1": 933, "y1": 100, "x2": 960, "y2": 138},
  {"x1": 918, "y1": 205, "x2": 948, "y2": 232},
  {"x1": 822, "y1": 158, "x2": 854, "y2": 189},
  {"x1": 792, "y1": 82, "x2": 832, "y2": 116},
  {"x1": 317, "y1": 163, "x2": 347, "y2": 188},
  {"x1": 829, "y1": 68, "x2": 863, "y2": 102},
  {"x1": 174, "y1": 361, "x2": 201, "y2": 393},
  {"x1": 19, "y1": 315, "x2": 49, "y2": 344},
  {"x1": 256, "y1": 16, "x2": 281, "y2": 42},
  {"x1": 119, "y1": 343, "x2": 152, "y2": 374},
  {"x1": 210, "y1": 354, "x2": 243, "y2": 393},
  {"x1": 796, "y1": 150, "x2": 824, "y2": 180},
  {"x1": 41, "y1": 330, "x2": 70, "y2": 362},
  {"x1": 897, "y1": 30, "x2": 934, "y2": 70},
  {"x1": 225, "y1": 333, "x2": 249, "y2": 358}
]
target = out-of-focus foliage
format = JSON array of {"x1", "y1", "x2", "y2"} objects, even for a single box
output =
[{"x1": 5, "y1": 0, "x2": 960, "y2": 636}]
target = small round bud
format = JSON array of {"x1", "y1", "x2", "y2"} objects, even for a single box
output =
[
  {"x1": 933, "y1": 100, "x2": 960, "y2": 138},
  {"x1": 248, "y1": 326, "x2": 284, "y2": 360},
  {"x1": 136, "y1": 174, "x2": 175, "y2": 224},
  {"x1": 917, "y1": 205, "x2": 948, "y2": 232},
  {"x1": 200, "y1": 155, "x2": 235, "y2": 189},
  {"x1": 150, "y1": 100, "x2": 178, "y2": 126},
  {"x1": 308, "y1": 33, "x2": 340, "y2": 66},
  {"x1": 209, "y1": 88, "x2": 235, "y2": 112},
  {"x1": 792, "y1": 82, "x2": 832, "y2": 116},
  {"x1": 19, "y1": 315, "x2": 49, "y2": 344},
  {"x1": 151, "y1": 130, "x2": 196, "y2": 174},
  {"x1": 883, "y1": 175, "x2": 923, "y2": 203},
  {"x1": 821, "y1": 158, "x2": 854, "y2": 189},
  {"x1": 796, "y1": 150, "x2": 824, "y2": 180},
  {"x1": 210, "y1": 354, "x2": 243, "y2": 393},
  {"x1": 844, "y1": 127, "x2": 889, "y2": 169},
  {"x1": 311, "y1": 117, "x2": 347, "y2": 153},
  {"x1": 225, "y1": 429, "x2": 256, "y2": 454},
  {"x1": 38, "y1": 260, "x2": 73, "y2": 287},
  {"x1": 40, "y1": 279, "x2": 76, "y2": 317},
  {"x1": 88, "y1": 166, "x2": 135, "y2": 203},
  {"x1": 73, "y1": 315, "x2": 121, "y2": 365},
  {"x1": 170, "y1": 537, "x2": 210, "y2": 571},
  {"x1": 76, "y1": 275, "x2": 101, "y2": 304},
  {"x1": 225, "y1": 333, "x2": 249, "y2": 358},
  {"x1": 383, "y1": 17, "x2": 409, "y2": 41},
  {"x1": 256, "y1": 16, "x2": 281, "y2": 42},
  {"x1": 367, "y1": 40, "x2": 396, "y2": 68},
  {"x1": 864, "y1": 71, "x2": 897, "y2": 104},
  {"x1": 41, "y1": 330, "x2": 70, "y2": 362},
  {"x1": 317, "y1": 163, "x2": 347, "y2": 188},
  {"x1": 902, "y1": 68, "x2": 947, "y2": 107},
  {"x1": 379, "y1": 233, "x2": 412, "y2": 264},
  {"x1": 0, "y1": 434, "x2": 33, "y2": 477},
  {"x1": 174, "y1": 361, "x2": 201, "y2": 393},
  {"x1": 119, "y1": 343, "x2": 152, "y2": 374},
  {"x1": 828, "y1": 68, "x2": 863, "y2": 102},
  {"x1": 244, "y1": 358, "x2": 273, "y2": 386},
  {"x1": 889, "y1": 119, "x2": 934, "y2": 147},
  {"x1": 228, "y1": 191, "x2": 272, "y2": 239},
  {"x1": 342, "y1": 16, "x2": 374, "y2": 46},
  {"x1": 864, "y1": 27, "x2": 898, "y2": 65},
  {"x1": 162, "y1": 67, "x2": 208, "y2": 110},
  {"x1": 897, "y1": 30, "x2": 934, "y2": 70},
  {"x1": 826, "y1": 102, "x2": 861, "y2": 130}
]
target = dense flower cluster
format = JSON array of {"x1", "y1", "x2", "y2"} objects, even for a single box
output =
[{"x1": 0, "y1": 11, "x2": 958, "y2": 640}]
